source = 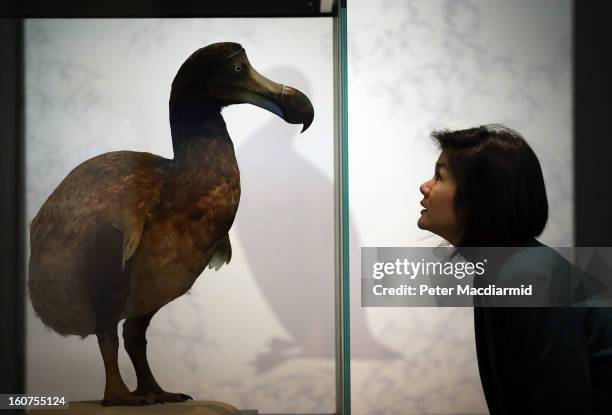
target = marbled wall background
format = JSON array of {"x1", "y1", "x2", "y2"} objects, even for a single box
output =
[
  {"x1": 25, "y1": 18, "x2": 336, "y2": 413},
  {"x1": 348, "y1": 0, "x2": 572, "y2": 414}
]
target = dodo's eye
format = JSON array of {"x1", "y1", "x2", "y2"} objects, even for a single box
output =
[{"x1": 233, "y1": 64, "x2": 243, "y2": 72}]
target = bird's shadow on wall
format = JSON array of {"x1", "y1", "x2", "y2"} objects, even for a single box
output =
[{"x1": 234, "y1": 66, "x2": 401, "y2": 374}]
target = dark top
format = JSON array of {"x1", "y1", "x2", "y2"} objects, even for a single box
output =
[{"x1": 474, "y1": 240, "x2": 612, "y2": 414}]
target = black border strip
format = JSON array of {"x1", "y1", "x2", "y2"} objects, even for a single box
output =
[
  {"x1": 574, "y1": 1, "x2": 612, "y2": 246},
  {"x1": 1, "y1": 0, "x2": 330, "y2": 18},
  {"x1": 0, "y1": 16, "x2": 25, "y2": 412}
]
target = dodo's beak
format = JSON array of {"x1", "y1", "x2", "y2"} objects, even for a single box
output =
[{"x1": 230, "y1": 63, "x2": 314, "y2": 133}]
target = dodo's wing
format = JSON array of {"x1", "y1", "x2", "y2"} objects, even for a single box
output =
[
  {"x1": 207, "y1": 234, "x2": 232, "y2": 271},
  {"x1": 30, "y1": 151, "x2": 167, "y2": 270}
]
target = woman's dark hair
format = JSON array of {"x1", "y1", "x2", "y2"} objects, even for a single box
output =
[{"x1": 431, "y1": 124, "x2": 548, "y2": 247}]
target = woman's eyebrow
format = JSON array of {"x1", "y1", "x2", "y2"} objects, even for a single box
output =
[{"x1": 435, "y1": 162, "x2": 448, "y2": 171}]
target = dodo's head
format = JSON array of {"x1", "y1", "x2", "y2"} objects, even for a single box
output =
[{"x1": 170, "y1": 42, "x2": 314, "y2": 133}]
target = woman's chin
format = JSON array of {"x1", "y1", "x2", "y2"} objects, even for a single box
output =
[{"x1": 417, "y1": 216, "x2": 428, "y2": 230}]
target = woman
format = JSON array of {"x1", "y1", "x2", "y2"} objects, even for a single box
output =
[{"x1": 417, "y1": 125, "x2": 612, "y2": 414}]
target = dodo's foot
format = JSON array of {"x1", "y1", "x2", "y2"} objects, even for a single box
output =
[
  {"x1": 102, "y1": 390, "x2": 160, "y2": 407},
  {"x1": 134, "y1": 387, "x2": 193, "y2": 403},
  {"x1": 156, "y1": 391, "x2": 193, "y2": 403}
]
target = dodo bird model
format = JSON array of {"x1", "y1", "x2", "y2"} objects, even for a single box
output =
[{"x1": 28, "y1": 42, "x2": 314, "y2": 406}]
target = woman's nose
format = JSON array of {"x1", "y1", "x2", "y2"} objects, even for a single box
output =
[{"x1": 420, "y1": 180, "x2": 431, "y2": 196}]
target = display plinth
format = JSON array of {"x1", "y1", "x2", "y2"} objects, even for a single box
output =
[{"x1": 27, "y1": 400, "x2": 255, "y2": 415}]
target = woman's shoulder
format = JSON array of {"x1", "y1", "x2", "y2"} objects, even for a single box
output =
[
  {"x1": 493, "y1": 239, "x2": 575, "y2": 306},
  {"x1": 499, "y1": 239, "x2": 570, "y2": 280}
]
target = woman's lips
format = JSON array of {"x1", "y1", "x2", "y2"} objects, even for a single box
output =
[{"x1": 420, "y1": 209, "x2": 427, "y2": 214}]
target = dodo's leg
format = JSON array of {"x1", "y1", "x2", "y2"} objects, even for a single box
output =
[
  {"x1": 123, "y1": 309, "x2": 194, "y2": 402},
  {"x1": 82, "y1": 224, "x2": 156, "y2": 406},
  {"x1": 96, "y1": 320, "x2": 157, "y2": 406}
]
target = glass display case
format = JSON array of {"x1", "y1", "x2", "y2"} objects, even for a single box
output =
[{"x1": 1, "y1": 1, "x2": 349, "y2": 414}]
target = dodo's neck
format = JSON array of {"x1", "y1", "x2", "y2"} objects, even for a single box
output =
[{"x1": 169, "y1": 99, "x2": 232, "y2": 161}]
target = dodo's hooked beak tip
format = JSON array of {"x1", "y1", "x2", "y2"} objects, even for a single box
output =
[
  {"x1": 279, "y1": 84, "x2": 314, "y2": 134},
  {"x1": 301, "y1": 113, "x2": 314, "y2": 133}
]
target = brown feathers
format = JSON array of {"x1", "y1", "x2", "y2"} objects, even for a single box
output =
[{"x1": 29, "y1": 140, "x2": 240, "y2": 335}]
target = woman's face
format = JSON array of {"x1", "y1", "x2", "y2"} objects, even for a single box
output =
[{"x1": 417, "y1": 151, "x2": 460, "y2": 245}]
